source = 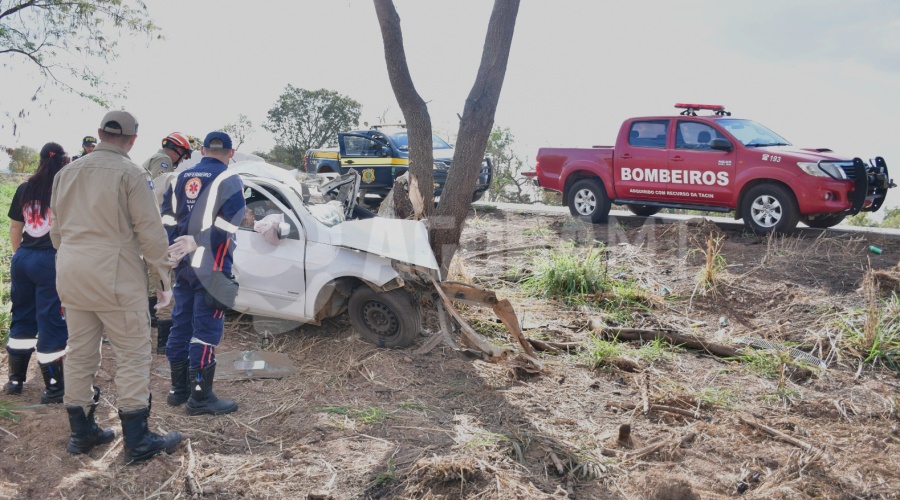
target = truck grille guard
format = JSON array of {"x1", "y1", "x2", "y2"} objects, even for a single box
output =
[{"x1": 828, "y1": 157, "x2": 893, "y2": 214}]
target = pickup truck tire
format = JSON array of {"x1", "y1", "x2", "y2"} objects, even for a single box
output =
[
  {"x1": 801, "y1": 214, "x2": 846, "y2": 229},
  {"x1": 568, "y1": 179, "x2": 611, "y2": 224},
  {"x1": 348, "y1": 287, "x2": 420, "y2": 349},
  {"x1": 741, "y1": 184, "x2": 800, "y2": 234},
  {"x1": 625, "y1": 204, "x2": 661, "y2": 217}
]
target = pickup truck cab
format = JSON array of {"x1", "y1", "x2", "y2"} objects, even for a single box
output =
[
  {"x1": 527, "y1": 104, "x2": 894, "y2": 233},
  {"x1": 304, "y1": 124, "x2": 493, "y2": 201}
]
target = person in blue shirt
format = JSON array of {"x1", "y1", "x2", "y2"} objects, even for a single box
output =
[{"x1": 161, "y1": 131, "x2": 245, "y2": 416}]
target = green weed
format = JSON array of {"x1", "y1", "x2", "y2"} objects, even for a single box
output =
[
  {"x1": 523, "y1": 226, "x2": 552, "y2": 237},
  {"x1": 373, "y1": 456, "x2": 396, "y2": 487},
  {"x1": 696, "y1": 387, "x2": 738, "y2": 408},
  {"x1": 0, "y1": 400, "x2": 22, "y2": 421},
  {"x1": 634, "y1": 337, "x2": 675, "y2": 362},
  {"x1": 581, "y1": 335, "x2": 625, "y2": 370},
  {"x1": 835, "y1": 286, "x2": 900, "y2": 369},
  {"x1": 522, "y1": 243, "x2": 608, "y2": 299}
]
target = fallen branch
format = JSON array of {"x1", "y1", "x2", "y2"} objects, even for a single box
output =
[
  {"x1": 548, "y1": 450, "x2": 565, "y2": 475},
  {"x1": 738, "y1": 416, "x2": 817, "y2": 453},
  {"x1": 609, "y1": 402, "x2": 705, "y2": 420},
  {"x1": 186, "y1": 439, "x2": 202, "y2": 497},
  {"x1": 590, "y1": 319, "x2": 739, "y2": 358},
  {"x1": 0, "y1": 425, "x2": 18, "y2": 439},
  {"x1": 528, "y1": 339, "x2": 583, "y2": 353},
  {"x1": 466, "y1": 244, "x2": 552, "y2": 259}
]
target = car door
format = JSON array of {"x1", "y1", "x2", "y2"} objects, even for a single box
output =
[
  {"x1": 338, "y1": 133, "x2": 395, "y2": 191},
  {"x1": 666, "y1": 120, "x2": 735, "y2": 206},
  {"x1": 615, "y1": 119, "x2": 671, "y2": 201},
  {"x1": 232, "y1": 179, "x2": 308, "y2": 321}
]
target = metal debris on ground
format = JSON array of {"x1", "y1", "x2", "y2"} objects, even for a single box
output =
[{"x1": 733, "y1": 337, "x2": 827, "y2": 369}]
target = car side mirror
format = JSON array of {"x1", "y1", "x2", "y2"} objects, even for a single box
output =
[
  {"x1": 277, "y1": 222, "x2": 291, "y2": 239},
  {"x1": 709, "y1": 138, "x2": 733, "y2": 152}
]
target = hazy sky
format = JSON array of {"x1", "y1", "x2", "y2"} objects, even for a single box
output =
[{"x1": 3, "y1": 0, "x2": 899, "y2": 211}]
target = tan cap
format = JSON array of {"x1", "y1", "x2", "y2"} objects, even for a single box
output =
[{"x1": 99, "y1": 110, "x2": 139, "y2": 136}]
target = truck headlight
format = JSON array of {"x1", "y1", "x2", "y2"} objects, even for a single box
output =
[{"x1": 797, "y1": 162, "x2": 847, "y2": 180}]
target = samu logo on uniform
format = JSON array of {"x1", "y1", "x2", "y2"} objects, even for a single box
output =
[
  {"x1": 185, "y1": 177, "x2": 203, "y2": 200},
  {"x1": 23, "y1": 202, "x2": 52, "y2": 237}
]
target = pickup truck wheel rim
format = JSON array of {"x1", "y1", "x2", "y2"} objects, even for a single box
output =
[
  {"x1": 750, "y1": 195, "x2": 782, "y2": 228},
  {"x1": 574, "y1": 189, "x2": 597, "y2": 215},
  {"x1": 361, "y1": 301, "x2": 400, "y2": 337}
]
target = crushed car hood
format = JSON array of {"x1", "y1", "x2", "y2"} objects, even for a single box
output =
[{"x1": 327, "y1": 218, "x2": 440, "y2": 272}]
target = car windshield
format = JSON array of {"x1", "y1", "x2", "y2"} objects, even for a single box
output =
[
  {"x1": 715, "y1": 119, "x2": 792, "y2": 147},
  {"x1": 386, "y1": 130, "x2": 453, "y2": 151}
]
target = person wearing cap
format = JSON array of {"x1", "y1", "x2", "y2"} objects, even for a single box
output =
[
  {"x1": 142, "y1": 132, "x2": 194, "y2": 348},
  {"x1": 71, "y1": 136, "x2": 97, "y2": 161},
  {"x1": 161, "y1": 131, "x2": 245, "y2": 416},
  {"x1": 50, "y1": 110, "x2": 182, "y2": 464}
]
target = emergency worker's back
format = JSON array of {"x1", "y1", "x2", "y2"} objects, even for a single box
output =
[{"x1": 51, "y1": 143, "x2": 170, "y2": 312}]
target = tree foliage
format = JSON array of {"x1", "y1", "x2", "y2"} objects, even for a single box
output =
[
  {"x1": 485, "y1": 127, "x2": 532, "y2": 203},
  {"x1": 0, "y1": 0, "x2": 160, "y2": 106},
  {"x1": 262, "y1": 86, "x2": 362, "y2": 169},
  {"x1": 5, "y1": 145, "x2": 38, "y2": 173},
  {"x1": 222, "y1": 114, "x2": 253, "y2": 150}
]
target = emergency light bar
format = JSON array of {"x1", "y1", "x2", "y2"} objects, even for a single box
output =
[{"x1": 675, "y1": 103, "x2": 731, "y2": 116}]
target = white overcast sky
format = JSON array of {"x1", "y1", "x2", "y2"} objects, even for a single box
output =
[{"x1": 2, "y1": 0, "x2": 899, "y2": 211}]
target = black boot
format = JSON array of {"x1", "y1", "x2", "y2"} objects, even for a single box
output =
[
  {"x1": 39, "y1": 357, "x2": 65, "y2": 404},
  {"x1": 156, "y1": 320, "x2": 172, "y2": 355},
  {"x1": 149, "y1": 296, "x2": 158, "y2": 328},
  {"x1": 166, "y1": 360, "x2": 190, "y2": 406},
  {"x1": 118, "y1": 406, "x2": 182, "y2": 465},
  {"x1": 4, "y1": 349, "x2": 32, "y2": 395},
  {"x1": 66, "y1": 386, "x2": 116, "y2": 454},
  {"x1": 186, "y1": 362, "x2": 238, "y2": 416}
]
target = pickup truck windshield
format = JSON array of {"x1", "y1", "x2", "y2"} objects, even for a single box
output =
[
  {"x1": 716, "y1": 119, "x2": 792, "y2": 148},
  {"x1": 387, "y1": 131, "x2": 453, "y2": 151}
]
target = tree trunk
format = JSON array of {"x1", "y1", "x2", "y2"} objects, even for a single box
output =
[
  {"x1": 374, "y1": 0, "x2": 520, "y2": 275},
  {"x1": 431, "y1": 0, "x2": 520, "y2": 274},
  {"x1": 373, "y1": 0, "x2": 435, "y2": 219}
]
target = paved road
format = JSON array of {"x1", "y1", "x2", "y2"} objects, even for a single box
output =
[{"x1": 472, "y1": 201, "x2": 900, "y2": 239}]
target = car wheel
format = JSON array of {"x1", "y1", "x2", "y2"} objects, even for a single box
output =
[
  {"x1": 348, "y1": 287, "x2": 420, "y2": 348},
  {"x1": 741, "y1": 184, "x2": 799, "y2": 234},
  {"x1": 625, "y1": 204, "x2": 661, "y2": 217},
  {"x1": 568, "y1": 179, "x2": 611, "y2": 224},
  {"x1": 801, "y1": 213, "x2": 846, "y2": 229}
]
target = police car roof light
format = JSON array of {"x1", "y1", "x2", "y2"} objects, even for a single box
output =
[
  {"x1": 674, "y1": 103, "x2": 731, "y2": 117},
  {"x1": 370, "y1": 123, "x2": 406, "y2": 130}
]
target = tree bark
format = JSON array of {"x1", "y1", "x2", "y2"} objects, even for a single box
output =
[
  {"x1": 374, "y1": 0, "x2": 520, "y2": 275},
  {"x1": 431, "y1": 0, "x2": 520, "y2": 274},
  {"x1": 373, "y1": 0, "x2": 435, "y2": 219}
]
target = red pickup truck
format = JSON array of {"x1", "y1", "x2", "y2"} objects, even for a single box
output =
[{"x1": 526, "y1": 104, "x2": 894, "y2": 233}]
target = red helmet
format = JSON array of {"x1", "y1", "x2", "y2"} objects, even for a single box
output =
[{"x1": 162, "y1": 132, "x2": 192, "y2": 160}]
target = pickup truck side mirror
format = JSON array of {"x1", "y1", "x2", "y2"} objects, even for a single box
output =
[
  {"x1": 277, "y1": 222, "x2": 291, "y2": 239},
  {"x1": 709, "y1": 138, "x2": 733, "y2": 152}
]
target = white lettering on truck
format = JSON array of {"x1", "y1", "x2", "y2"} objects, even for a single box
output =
[{"x1": 621, "y1": 167, "x2": 729, "y2": 186}]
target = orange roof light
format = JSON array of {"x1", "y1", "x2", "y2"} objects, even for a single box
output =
[
  {"x1": 675, "y1": 103, "x2": 724, "y2": 111},
  {"x1": 675, "y1": 103, "x2": 731, "y2": 116}
]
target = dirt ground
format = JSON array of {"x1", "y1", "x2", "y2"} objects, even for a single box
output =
[{"x1": 1, "y1": 208, "x2": 899, "y2": 499}]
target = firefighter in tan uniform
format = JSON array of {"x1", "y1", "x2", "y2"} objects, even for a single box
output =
[
  {"x1": 50, "y1": 110, "x2": 182, "y2": 465},
  {"x1": 142, "y1": 132, "x2": 193, "y2": 352}
]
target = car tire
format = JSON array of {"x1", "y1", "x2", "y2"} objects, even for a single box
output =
[
  {"x1": 741, "y1": 184, "x2": 799, "y2": 234},
  {"x1": 348, "y1": 287, "x2": 420, "y2": 349},
  {"x1": 625, "y1": 204, "x2": 661, "y2": 217},
  {"x1": 801, "y1": 214, "x2": 846, "y2": 229},
  {"x1": 568, "y1": 179, "x2": 611, "y2": 224}
]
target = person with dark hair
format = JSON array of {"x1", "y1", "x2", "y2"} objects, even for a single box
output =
[
  {"x1": 5, "y1": 142, "x2": 70, "y2": 404},
  {"x1": 51, "y1": 110, "x2": 182, "y2": 463}
]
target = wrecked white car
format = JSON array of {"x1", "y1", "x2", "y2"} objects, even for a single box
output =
[{"x1": 229, "y1": 161, "x2": 440, "y2": 348}]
